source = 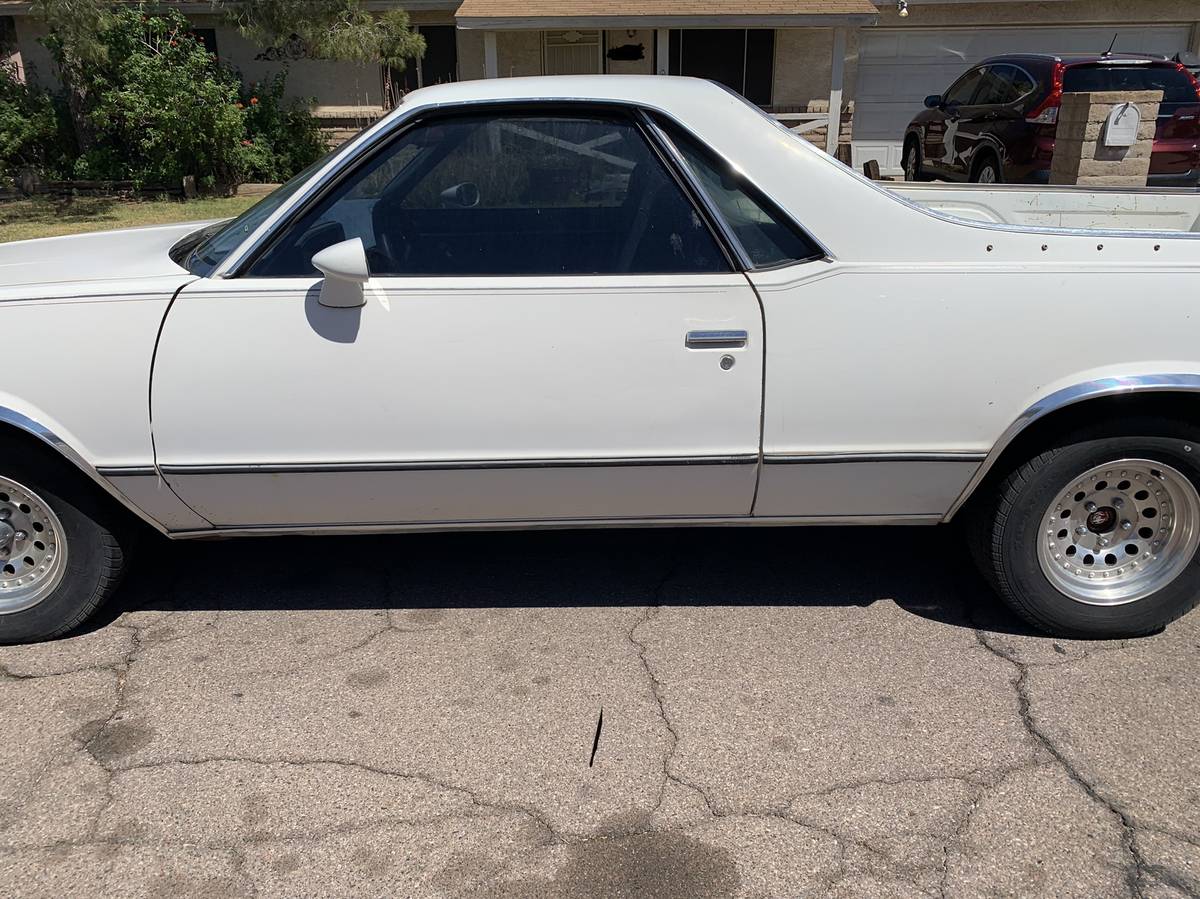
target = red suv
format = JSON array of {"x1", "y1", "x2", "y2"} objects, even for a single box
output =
[{"x1": 903, "y1": 53, "x2": 1200, "y2": 186}]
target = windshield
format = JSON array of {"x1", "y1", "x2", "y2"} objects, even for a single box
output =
[{"x1": 182, "y1": 154, "x2": 334, "y2": 276}]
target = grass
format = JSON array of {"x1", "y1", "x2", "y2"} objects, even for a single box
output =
[{"x1": 0, "y1": 195, "x2": 258, "y2": 243}]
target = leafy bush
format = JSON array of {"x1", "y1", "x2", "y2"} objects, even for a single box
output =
[
  {"x1": 240, "y1": 72, "x2": 327, "y2": 182},
  {"x1": 0, "y1": 63, "x2": 72, "y2": 180},
  {"x1": 50, "y1": 6, "x2": 249, "y2": 191}
]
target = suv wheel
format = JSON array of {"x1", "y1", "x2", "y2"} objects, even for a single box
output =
[
  {"x1": 971, "y1": 422, "x2": 1200, "y2": 638},
  {"x1": 970, "y1": 153, "x2": 1002, "y2": 184},
  {"x1": 902, "y1": 139, "x2": 922, "y2": 182}
]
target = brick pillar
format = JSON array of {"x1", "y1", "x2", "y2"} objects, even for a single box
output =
[{"x1": 1050, "y1": 90, "x2": 1162, "y2": 187}]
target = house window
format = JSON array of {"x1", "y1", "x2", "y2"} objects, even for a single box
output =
[
  {"x1": 0, "y1": 16, "x2": 16, "y2": 59},
  {"x1": 544, "y1": 30, "x2": 603, "y2": 75},
  {"x1": 398, "y1": 25, "x2": 459, "y2": 95},
  {"x1": 668, "y1": 29, "x2": 775, "y2": 106},
  {"x1": 190, "y1": 27, "x2": 219, "y2": 57}
]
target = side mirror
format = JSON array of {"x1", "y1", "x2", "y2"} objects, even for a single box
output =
[
  {"x1": 439, "y1": 181, "x2": 480, "y2": 208},
  {"x1": 312, "y1": 238, "x2": 369, "y2": 308},
  {"x1": 924, "y1": 94, "x2": 943, "y2": 109}
]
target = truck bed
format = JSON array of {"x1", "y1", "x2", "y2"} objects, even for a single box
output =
[{"x1": 888, "y1": 182, "x2": 1200, "y2": 233}]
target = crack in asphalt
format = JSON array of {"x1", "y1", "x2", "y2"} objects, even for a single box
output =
[
  {"x1": 972, "y1": 629, "x2": 1166, "y2": 899},
  {"x1": 109, "y1": 755, "x2": 563, "y2": 845}
]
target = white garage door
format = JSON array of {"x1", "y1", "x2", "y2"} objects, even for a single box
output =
[{"x1": 853, "y1": 25, "x2": 1192, "y2": 174}]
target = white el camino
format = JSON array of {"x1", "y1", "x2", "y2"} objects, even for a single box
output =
[{"x1": 2, "y1": 75, "x2": 1200, "y2": 643}]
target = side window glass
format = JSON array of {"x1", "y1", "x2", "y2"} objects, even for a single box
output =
[
  {"x1": 943, "y1": 68, "x2": 984, "y2": 106},
  {"x1": 655, "y1": 117, "x2": 822, "y2": 269},
  {"x1": 247, "y1": 112, "x2": 728, "y2": 277},
  {"x1": 973, "y1": 66, "x2": 1020, "y2": 106},
  {"x1": 1006, "y1": 66, "x2": 1038, "y2": 100}
]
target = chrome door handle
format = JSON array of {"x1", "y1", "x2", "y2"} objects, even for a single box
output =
[{"x1": 685, "y1": 330, "x2": 749, "y2": 349}]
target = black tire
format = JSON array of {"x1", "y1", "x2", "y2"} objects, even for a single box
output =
[
  {"x1": 0, "y1": 443, "x2": 132, "y2": 644},
  {"x1": 902, "y1": 138, "x2": 923, "y2": 182},
  {"x1": 970, "y1": 419, "x2": 1200, "y2": 638},
  {"x1": 969, "y1": 151, "x2": 1003, "y2": 184}
]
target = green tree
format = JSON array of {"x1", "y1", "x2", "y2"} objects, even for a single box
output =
[
  {"x1": 29, "y1": 0, "x2": 115, "y2": 151},
  {"x1": 219, "y1": 1, "x2": 425, "y2": 70}
]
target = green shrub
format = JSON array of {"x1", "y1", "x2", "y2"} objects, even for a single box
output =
[
  {"x1": 0, "y1": 63, "x2": 72, "y2": 180},
  {"x1": 240, "y1": 72, "x2": 327, "y2": 182},
  {"x1": 53, "y1": 6, "x2": 250, "y2": 191}
]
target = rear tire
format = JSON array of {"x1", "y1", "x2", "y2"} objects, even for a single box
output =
[
  {"x1": 970, "y1": 420, "x2": 1200, "y2": 638},
  {"x1": 0, "y1": 447, "x2": 131, "y2": 644},
  {"x1": 969, "y1": 152, "x2": 1003, "y2": 184}
]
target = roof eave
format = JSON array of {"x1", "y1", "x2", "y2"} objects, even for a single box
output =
[{"x1": 457, "y1": 13, "x2": 879, "y2": 29}]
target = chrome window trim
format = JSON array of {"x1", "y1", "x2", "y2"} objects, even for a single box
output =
[
  {"x1": 228, "y1": 99, "x2": 747, "y2": 279},
  {"x1": 0, "y1": 407, "x2": 168, "y2": 534},
  {"x1": 216, "y1": 94, "x2": 843, "y2": 278},
  {"x1": 944, "y1": 373, "x2": 1200, "y2": 521}
]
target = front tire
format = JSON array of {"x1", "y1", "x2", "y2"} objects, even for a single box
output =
[
  {"x1": 902, "y1": 138, "x2": 923, "y2": 182},
  {"x1": 971, "y1": 422, "x2": 1200, "y2": 638},
  {"x1": 0, "y1": 452, "x2": 130, "y2": 644}
]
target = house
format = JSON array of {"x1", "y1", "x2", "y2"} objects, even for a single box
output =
[{"x1": 2, "y1": 0, "x2": 1198, "y2": 176}]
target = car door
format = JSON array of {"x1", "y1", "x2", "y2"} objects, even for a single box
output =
[
  {"x1": 925, "y1": 66, "x2": 985, "y2": 180},
  {"x1": 956, "y1": 64, "x2": 1023, "y2": 178},
  {"x1": 150, "y1": 107, "x2": 765, "y2": 528}
]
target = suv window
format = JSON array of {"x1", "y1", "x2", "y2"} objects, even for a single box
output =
[
  {"x1": 973, "y1": 66, "x2": 1021, "y2": 106},
  {"x1": 1063, "y1": 64, "x2": 1200, "y2": 110},
  {"x1": 943, "y1": 67, "x2": 984, "y2": 105},
  {"x1": 656, "y1": 117, "x2": 822, "y2": 268},
  {"x1": 248, "y1": 112, "x2": 729, "y2": 277}
]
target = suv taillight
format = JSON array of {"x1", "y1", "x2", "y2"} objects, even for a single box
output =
[{"x1": 1026, "y1": 62, "x2": 1065, "y2": 124}]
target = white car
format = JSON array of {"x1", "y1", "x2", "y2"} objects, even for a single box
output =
[{"x1": 2, "y1": 75, "x2": 1200, "y2": 643}]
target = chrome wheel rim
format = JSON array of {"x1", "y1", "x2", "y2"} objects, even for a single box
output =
[
  {"x1": 1037, "y1": 459, "x2": 1200, "y2": 606},
  {"x1": 977, "y1": 164, "x2": 997, "y2": 184},
  {"x1": 904, "y1": 149, "x2": 917, "y2": 181},
  {"x1": 0, "y1": 477, "x2": 67, "y2": 615}
]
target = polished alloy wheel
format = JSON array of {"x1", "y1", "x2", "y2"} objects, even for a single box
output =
[
  {"x1": 976, "y1": 163, "x2": 998, "y2": 184},
  {"x1": 1037, "y1": 459, "x2": 1200, "y2": 606},
  {"x1": 904, "y1": 147, "x2": 918, "y2": 181},
  {"x1": 0, "y1": 476, "x2": 67, "y2": 615}
]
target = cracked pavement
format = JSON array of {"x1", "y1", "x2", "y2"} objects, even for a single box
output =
[{"x1": 1, "y1": 525, "x2": 1198, "y2": 898}]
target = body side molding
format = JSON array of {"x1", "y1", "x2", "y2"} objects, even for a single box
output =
[
  {"x1": 0, "y1": 406, "x2": 170, "y2": 533},
  {"x1": 943, "y1": 374, "x2": 1200, "y2": 521}
]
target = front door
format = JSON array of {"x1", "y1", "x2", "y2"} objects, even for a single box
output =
[{"x1": 151, "y1": 109, "x2": 764, "y2": 528}]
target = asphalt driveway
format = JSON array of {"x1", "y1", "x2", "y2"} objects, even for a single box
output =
[{"x1": 0, "y1": 526, "x2": 1197, "y2": 898}]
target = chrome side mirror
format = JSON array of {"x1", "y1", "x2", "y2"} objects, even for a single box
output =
[{"x1": 312, "y1": 238, "x2": 369, "y2": 308}]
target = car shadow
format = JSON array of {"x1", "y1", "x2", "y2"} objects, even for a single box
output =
[{"x1": 89, "y1": 525, "x2": 1044, "y2": 639}]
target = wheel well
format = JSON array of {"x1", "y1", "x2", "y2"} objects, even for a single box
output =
[
  {"x1": 957, "y1": 391, "x2": 1200, "y2": 518},
  {"x1": 0, "y1": 421, "x2": 153, "y2": 534},
  {"x1": 970, "y1": 146, "x2": 1001, "y2": 173}
]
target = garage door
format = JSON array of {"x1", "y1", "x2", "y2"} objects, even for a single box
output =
[{"x1": 853, "y1": 25, "x2": 1192, "y2": 174}]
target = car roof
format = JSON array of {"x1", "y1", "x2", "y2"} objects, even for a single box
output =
[
  {"x1": 399, "y1": 74, "x2": 731, "y2": 110},
  {"x1": 979, "y1": 52, "x2": 1174, "y2": 67}
]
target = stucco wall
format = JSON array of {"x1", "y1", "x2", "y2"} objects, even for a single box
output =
[
  {"x1": 12, "y1": 19, "x2": 55, "y2": 89},
  {"x1": 458, "y1": 28, "x2": 486, "y2": 81},
  {"x1": 497, "y1": 30, "x2": 543, "y2": 78},
  {"x1": 773, "y1": 28, "x2": 859, "y2": 110}
]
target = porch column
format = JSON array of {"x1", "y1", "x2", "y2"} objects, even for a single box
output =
[
  {"x1": 1190, "y1": 22, "x2": 1200, "y2": 56},
  {"x1": 655, "y1": 29, "x2": 669, "y2": 75},
  {"x1": 484, "y1": 31, "x2": 498, "y2": 78},
  {"x1": 825, "y1": 26, "x2": 847, "y2": 156}
]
